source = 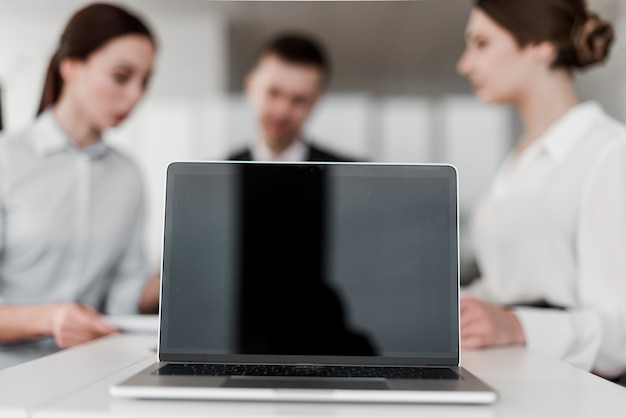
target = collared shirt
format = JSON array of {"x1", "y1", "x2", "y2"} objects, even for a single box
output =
[
  {"x1": 464, "y1": 101, "x2": 626, "y2": 376},
  {"x1": 251, "y1": 137, "x2": 308, "y2": 162},
  {"x1": 0, "y1": 110, "x2": 149, "y2": 368}
]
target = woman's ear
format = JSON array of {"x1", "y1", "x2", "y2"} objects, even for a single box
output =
[
  {"x1": 58, "y1": 58, "x2": 80, "y2": 83},
  {"x1": 530, "y1": 41, "x2": 557, "y2": 66}
]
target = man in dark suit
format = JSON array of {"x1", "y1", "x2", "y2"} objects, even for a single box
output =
[{"x1": 228, "y1": 33, "x2": 353, "y2": 162}]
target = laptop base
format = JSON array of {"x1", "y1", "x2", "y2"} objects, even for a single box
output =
[{"x1": 111, "y1": 362, "x2": 497, "y2": 404}]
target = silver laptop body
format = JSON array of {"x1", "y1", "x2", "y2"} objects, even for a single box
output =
[{"x1": 111, "y1": 161, "x2": 496, "y2": 404}]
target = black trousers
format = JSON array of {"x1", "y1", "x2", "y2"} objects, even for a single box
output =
[{"x1": 610, "y1": 373, "x2": 626, "y2": 387}]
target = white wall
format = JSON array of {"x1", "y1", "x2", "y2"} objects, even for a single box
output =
[
  {"x1": 577, "y1": 0, "x2": 626, "y2": 122},
  {"x1": 0, "y1": 12, "x2": 63, "y2": 131}
]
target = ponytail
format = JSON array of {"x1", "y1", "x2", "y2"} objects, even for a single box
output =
[{"x1": 37, "y1": 53, "x2": 63, "y2": 116}]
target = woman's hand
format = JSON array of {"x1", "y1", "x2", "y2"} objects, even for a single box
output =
[
  {"x1": 460, "y1": 297, "x2": 525, "y2": 349},
  {"x1": 51, "y1": 303, "x2": 118, "y2": 348},
  {"x1": 139, "y1": 273, "x2": 161, "y2": 314}
]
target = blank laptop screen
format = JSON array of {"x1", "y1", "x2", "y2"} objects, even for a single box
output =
[{"x1": 159, "y1": 162, "x2": 459, "y2": 365}]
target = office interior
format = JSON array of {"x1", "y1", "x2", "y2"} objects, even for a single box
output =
[{"x1": 0, "y1": 0, "x2": 624, "y2": 282}]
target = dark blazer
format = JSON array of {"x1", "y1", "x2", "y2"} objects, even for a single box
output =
[{"x1": 228, "y1": 143, "x2": 354, "y2": 162}]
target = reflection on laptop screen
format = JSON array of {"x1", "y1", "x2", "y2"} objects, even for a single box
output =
[{"x1": 159, "y1": 162, "x2": 458, "y2": 363}]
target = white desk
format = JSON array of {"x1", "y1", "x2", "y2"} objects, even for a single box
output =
[{"x1": 1, "y1": 333, "x2": 626, "y2": 417}]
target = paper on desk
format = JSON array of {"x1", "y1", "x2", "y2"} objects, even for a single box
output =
[{"x1": 104, "y1": 315, "x2": 159, "y2": 334}]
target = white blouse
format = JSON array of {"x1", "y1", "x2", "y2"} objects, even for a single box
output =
[
  {"x1": 464, "y1": 101, "x2": 626, "y2": 377},
  {"x1": 0, "y1": 111, "x2": 150, "y2": 368}
]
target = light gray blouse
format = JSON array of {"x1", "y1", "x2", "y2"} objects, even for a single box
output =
[{"x1": 0, "y1": 110, "x2": 150, "y2": 368}]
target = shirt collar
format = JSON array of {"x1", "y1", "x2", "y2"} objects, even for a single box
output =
[
  {"x1": 30, "y1": 109, "x2": 109, "y2": 159},
  {"x1": 539, "y1": 101, "x2": 603, "y2": 162},
  {"x1": 252, "y1": 137, "x2": 308, "y2": 161}
]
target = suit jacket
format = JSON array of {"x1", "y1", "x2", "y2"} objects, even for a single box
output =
[{"x1": 228, "y1": 143, "x2": 354, "y2": 162}]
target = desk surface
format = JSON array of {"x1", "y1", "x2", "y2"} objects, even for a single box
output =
[{"x1": 1, "y1": 333, "x2": 625, "y2": 417}]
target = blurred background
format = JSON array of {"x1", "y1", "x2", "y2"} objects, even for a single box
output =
[{"x1": 0, "y1": 0, "x2": 624, "y2": 280}]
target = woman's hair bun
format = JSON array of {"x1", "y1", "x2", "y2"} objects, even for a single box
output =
[{"x1": 573, "y1": 12, "x2": 614, "y2": 68}]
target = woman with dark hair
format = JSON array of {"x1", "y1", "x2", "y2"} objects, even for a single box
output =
[
  {"x1": 0, "y1": 3, "x2": 159, "y2": 368},
  {"x1": 457, "y1": 0, "x2": 626, "y2": 379}
]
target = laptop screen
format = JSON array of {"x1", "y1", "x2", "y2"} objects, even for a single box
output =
[{"x1": 159, "y1": 162, "x2": 459, "y2": 365}]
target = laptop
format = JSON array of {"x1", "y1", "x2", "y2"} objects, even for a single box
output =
[{"x1": 111, "y1": 161, "x2": 497, "y2": 404}]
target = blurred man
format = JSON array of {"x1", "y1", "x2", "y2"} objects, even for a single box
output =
[{"x1": 228, "y1": 33, "x2": 352, "y2": 162}]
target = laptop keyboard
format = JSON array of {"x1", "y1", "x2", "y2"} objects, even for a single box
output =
[{"x1": 156, "y1": 363, "x2": 461, "y2": 380}]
